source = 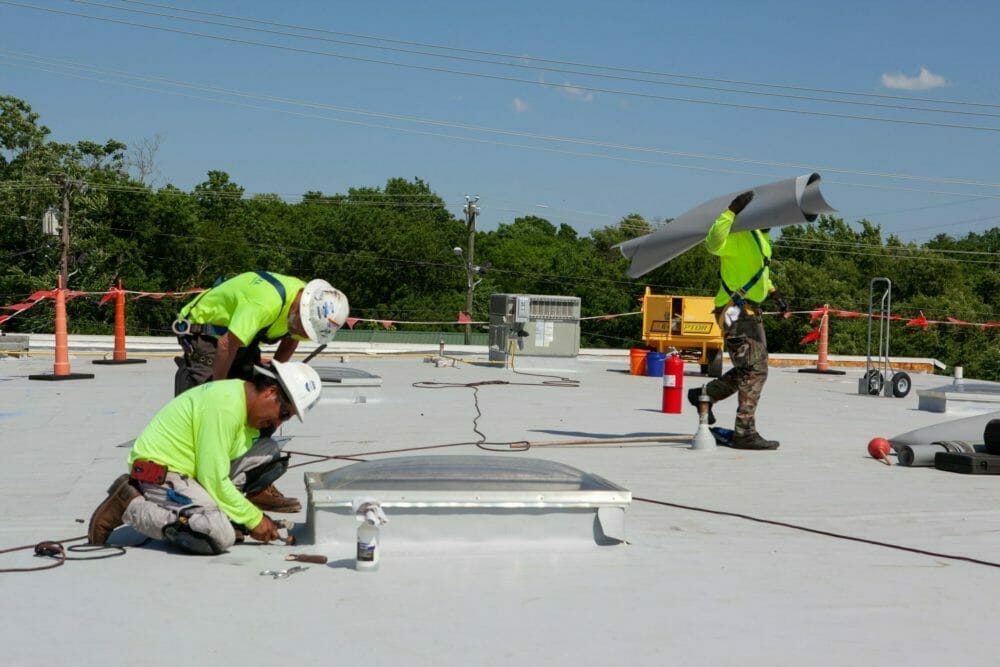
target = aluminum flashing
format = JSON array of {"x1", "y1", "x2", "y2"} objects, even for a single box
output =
[{"x1": 304, "y1": 454, "x2": 631, "y2": 546}]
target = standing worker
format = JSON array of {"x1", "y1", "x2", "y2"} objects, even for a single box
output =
[
  {"x1": 87, "y1": 360, "x2": 322, "y2": 554},
  {"x1": 688, "y1": 191, "x2": 788, "y2": 450},
  {"x1": 173, "y1": 271, "x2": 348, "y2": 511}
]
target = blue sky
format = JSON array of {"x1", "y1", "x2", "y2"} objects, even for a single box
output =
[{"x1": 2, "y1": 0, "x2": 999, "y2": 243}]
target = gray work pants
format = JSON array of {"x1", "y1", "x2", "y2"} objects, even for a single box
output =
[
  {"x1": 174, "y1": 334, "x2": 262, "y2": 397},
  {"x1": 122, "y1": 438, "x2": 284, "y2": 553}
]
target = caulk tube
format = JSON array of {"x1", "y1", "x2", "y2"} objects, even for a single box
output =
[{"x1": 353, "y1": 497, "x2": 388, "y2": 572}]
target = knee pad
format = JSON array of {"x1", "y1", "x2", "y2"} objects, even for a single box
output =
[{"x1": 163, "y1": 516, "x2": 224, "y2": 555}]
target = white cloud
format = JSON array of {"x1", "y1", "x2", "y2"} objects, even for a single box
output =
[
  {"x1": 557, "y1": 82, "x2": 594, "y2": 102},
  {"x1": 881, "y1": 66, "x2": 948, "y2": 90},
  {"x1": 513, "y1": 97, "x2": 528, "y2": 113}
]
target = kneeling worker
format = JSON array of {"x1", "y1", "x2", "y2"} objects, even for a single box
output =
[{"x1": 87, "y1": 360, "x2": 322, "y2": 554}]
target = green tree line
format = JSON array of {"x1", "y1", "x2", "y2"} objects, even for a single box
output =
[{"x1": 2, "y1": 96, "x2": 999, "y2": 377}]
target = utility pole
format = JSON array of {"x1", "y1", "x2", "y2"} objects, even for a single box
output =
[
  {"x1": 28, "y1": 175, "x2": 94, "y2": 381},
  {"x1": 461, "y1": 195, "x2": 480, "y2": 345},
  {"x1": 59, "y1": 178, "x2": 71, "y2": 290},
  {"x1": 53, "y1": 176, "x2": 87, "y2": 290}
]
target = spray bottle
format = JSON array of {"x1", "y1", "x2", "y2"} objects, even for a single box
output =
[
  {"x1": 353, "y1": 497, "x2": 387, "y2": 572},
  {"x1": 356, "y1": 508, "x2": 380, "y2": 572}
]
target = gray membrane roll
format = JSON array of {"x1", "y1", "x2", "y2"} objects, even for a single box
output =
[
  {"x1": 889, "y1": 410, "x2": 1000, "y2": 450},
  {"x1": 615, "y1": 173, "x2": 836, "y2": 278},
  {"x1": 898, "y1": 441, "x2": 980, "y2": 467}
]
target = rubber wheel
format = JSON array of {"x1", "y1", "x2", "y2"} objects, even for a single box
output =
[
  {"x1": 707, "y1": 349, "x2": 723, "y2": 378},
  {"x1": 864, "y1": 369, "x2": 884, "y2": 395},
  {"x1": 891, "y1": 372, "x2": 911, "y2": 398}
]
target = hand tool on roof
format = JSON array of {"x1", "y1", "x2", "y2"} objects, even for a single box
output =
[
  {"x1": 259, "y1": 565, "x2": 308, "y2": 579},
  {"x1": 286, "y1": 553, "x2": 328, "y2": 564}
]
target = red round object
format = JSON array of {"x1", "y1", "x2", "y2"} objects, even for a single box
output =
[{"x1": 867, "y1": 437, "x2": 891, "y2": 459}]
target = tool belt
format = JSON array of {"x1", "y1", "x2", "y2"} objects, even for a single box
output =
[
  {"x1": 176, "y1": 338, "x2": 214, "y2": 366},
  {"x1": 131, "y1": 459, "x2": 168, "y2": 485},
  {"x1": 172, "y1": 319, "x2": 228, "y2": 338}
]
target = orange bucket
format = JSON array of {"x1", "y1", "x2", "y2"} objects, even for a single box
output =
[{"x1": 629, "y1": 348, "x2": 649, "y2": 376}]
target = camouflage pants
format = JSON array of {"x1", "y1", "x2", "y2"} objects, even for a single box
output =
[{"x1": 704, "y1": 310, "x2": 769, "y2": 437}]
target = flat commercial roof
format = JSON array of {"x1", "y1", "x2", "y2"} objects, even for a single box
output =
[{"x1": 2, "y1": 341, "x2": 999, "y2": 666}]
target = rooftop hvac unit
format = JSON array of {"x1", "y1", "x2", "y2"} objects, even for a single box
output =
[{"x1": 489, "y1": 293, "x2": 581, "y2": 362}]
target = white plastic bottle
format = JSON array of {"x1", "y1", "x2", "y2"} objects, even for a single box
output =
[{"x1": 356, "y1": 509, "x2": 380, "y2": 572}]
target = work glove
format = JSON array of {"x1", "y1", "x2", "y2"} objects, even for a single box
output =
[
  {"x1": 250, "y1": 514, "x2": 279, "y2": 543},
  {"x1": 728, "y1": 191, "x2": 754, "y2": 215},
  {"x1": 770, "y1": 290, "x2": 789, "y2": 316}
]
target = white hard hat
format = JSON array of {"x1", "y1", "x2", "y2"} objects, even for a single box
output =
[
  {"x1": 300, "y1": 279, "x2": 350, "y2": 344},
  {"x1": 255, "y1": 360, "x2": 322, "y2": 423}
]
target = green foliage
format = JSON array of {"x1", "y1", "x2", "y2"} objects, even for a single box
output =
[{"x1": 4, "y1": 95, "x2": 1000, "y2": 377}]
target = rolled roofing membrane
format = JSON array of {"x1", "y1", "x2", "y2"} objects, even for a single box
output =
[
  {"x1": 897, "y1": 441, "x2": 984, "y2": 467},
  {"x1": 890, "y1": 409, "x2": 1000, "y2": 450},
  {"x1": 304, "y1": 455, "x2": 632, "y2": 546},
  {"x1": 616, "y1": 172, "x2": 836, "y2": 278}
]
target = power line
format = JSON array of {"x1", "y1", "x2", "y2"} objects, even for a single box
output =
[
  {"x1": 3, "y1": 0, "x2": 1000, "y2": 133},
  {"x1": 105, "y1": 0, "x2": 1000, "y2": 112},
  {"x1": 59, "y1": 0, "x2": 1000, "y2": 121},
  {"x1": 4, "y1": 50, "x2": 1000, "y2": 195}
]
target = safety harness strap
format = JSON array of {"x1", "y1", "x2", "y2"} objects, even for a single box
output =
[
  {"x1": 249, "y1": 271, "x2": 287, "y2": 346},
  {"x1": 720, "y1": 230, "x2": 770, "y2": 308},
  {"x1": 173, "y1": 271, "x2": 288, "y2": 344}
]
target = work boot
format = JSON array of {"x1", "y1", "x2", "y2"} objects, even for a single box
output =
[
  {"x1": 87, "y1": 474, "x2": 142, "y2": 544},
  {"x1": 731, "y1": 432, "x2": 780, "y2": 450},
  {"x1": 687, "y1": 387, "x2": 716, "y2": 425},
  {"x1": 247, "y1": 484, "x2": 301, "y2": 513}
]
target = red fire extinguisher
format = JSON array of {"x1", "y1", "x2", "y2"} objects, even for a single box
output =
[{"x1": 662, "y1": 351, "x2": 683, "y2": 414}]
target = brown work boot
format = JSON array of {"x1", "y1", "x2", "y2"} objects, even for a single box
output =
[
  {"x1": 247, "y1": 484, "x2": 301, "y2": 513},
  {"x1": 731, "y1": 431, "x2": 780, "y2": 450},
  {"x1": 87, "y1": 474, "x2": 142, "y2": 544}
]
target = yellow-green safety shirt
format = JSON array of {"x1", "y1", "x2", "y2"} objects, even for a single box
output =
[
  {"x1": 128, "y1": 379, "x2": 263, "y2": 529},
  {"x1": 704, "y1": 209, "x2": 775, "y2": 308},
  {"x1": 178, "y1": 272, "x2": 306, "y2": 345}
]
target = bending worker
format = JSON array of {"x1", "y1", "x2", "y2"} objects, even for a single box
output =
[
  {"x1": 689, "y1": 190, "x2": 788, "y2": 450},
  {"x1": 87, "y1": 360, "x2": 322, "y2": 555},
  {"x1": 173, "y1": 271, "x2": 348, "y2": 513},
  {"x1": 173, "y1": 271, "x2": 348, "y2": 395}
]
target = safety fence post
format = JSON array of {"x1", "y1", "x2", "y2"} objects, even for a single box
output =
[
  {"x1": 798, "y1": 304, "x2": 845, "y2": 376},
  {"x1": 29, "y1": 276, "x2": 94, "y2": 381},
  {"x1": 93, "y1": 280, "x2": 147, "y2": 365}
]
